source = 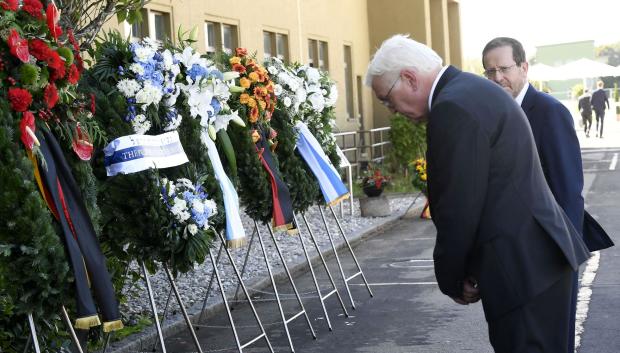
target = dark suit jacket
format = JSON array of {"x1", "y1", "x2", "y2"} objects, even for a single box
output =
[
  {"x1": 591, "y1": 88, "x2": 609, "y2": 113},
  {"x1": 427, "y1": 66, "x2": 590, "y2": 321},
  {"x1": 522, "y1": 85, "x2": 613, "y2": 251},
  {"x1": 578, "y1": 94, "x2": 592, "y2": 115}
]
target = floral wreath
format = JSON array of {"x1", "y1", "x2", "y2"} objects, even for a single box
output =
[{"x1": 0, "y1": 0, "x2": 100, "y2": 350}]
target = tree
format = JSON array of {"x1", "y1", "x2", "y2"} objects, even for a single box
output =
[
  {"x1": 595, "y1": 42, "x2": 620, "y2": 95},
  {"x1": 56, "y1": 0, "x2": 148, "y2": 48}
]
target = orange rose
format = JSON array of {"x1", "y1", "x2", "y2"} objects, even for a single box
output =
[
  {"x1": 239, "y1": 93, "x2": 250, "y2": 104},
  {"x1": 248, "y1": 72, "x2": 259, "y2": 82},
  {"x1": 256, "y1": 72, "x2": 265, "y2": 83},
  {"x1": 253, "y1": 86, "x2": 267, "y2": 97},
  {"x1": 247, "y1": 97, "x2": 257, "y2": 108},
  {"x1": 249, "y1": 106, "x2": 259, "y2": 123},
  {"x1": 236, "y1": 47, "x2": 248, "y2": 57},
  {"x1": 239, "y1": 77, "x2": 251, "y2": 89},
  {"x1": 229, "y1": 56, "x2": 241, "y2": 65},
  {"x1": 232, "y1": 63, "x2": 246, "y2": 74}
]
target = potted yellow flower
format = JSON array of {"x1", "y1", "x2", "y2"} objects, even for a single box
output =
[{"x1": 410, "y1": 158, "x2": 431, "y2": 219}]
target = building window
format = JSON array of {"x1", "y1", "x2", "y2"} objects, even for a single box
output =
[
  {"x1": 263, "y1": 32, "x2": 273, "y2": 58},
  {"x1": 205, "y1": 22, "x2": 216, "y2": 53},
  {"x1": 308, "y1": 39, "x2": 328, "y2": 71},
  {"x1": 222, "y1": 24, "x2": 236, "y2": 54},
  {"x1": 263, "y1": 31, "x2": 289, "y2": 61},
  {"x1": 205, "y1": 21, "x2": 238, "y2": 55},
  {"x1": 319, "y1": 41, "x2": 328, "y2": 71},
  {"x1": 129, "y1": 9, "x2": 148, "y2": 42},
  {"x1": 128, "y1": 9, "x2": 170, "y2": 44},
  {"x1": 150, "y1": 11, "x2": 171, "y2": 43},
  {"x1": 344, "y1": 45, "x2": 354, "y2": 119},
  {"x1": 276, "y1": 33, "x2": 288, "y2": 61},
  {"x1": 308, "y1": 39, "x2": 316, "y2": 67}
]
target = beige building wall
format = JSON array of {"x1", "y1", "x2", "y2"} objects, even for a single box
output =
[
  {"x1": 448, "y1": 1, "x2": 463, "y2": 68},
  {"x1": 366, "y1": 0, "x2": 462, "y2": 128},
  {"x1": 101, "y1": 0, "x2": 462, "y2": 132}
]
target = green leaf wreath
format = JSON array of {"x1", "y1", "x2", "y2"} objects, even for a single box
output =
[
  {"x1": 269, "y1": 108, "x2": 321, "y2": 213},
  {"x1": 0, "y1": 105, "x2": 71, "y2": 352}
]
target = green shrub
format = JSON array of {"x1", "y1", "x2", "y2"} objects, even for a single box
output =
[{"x1": 386, "y1": 113, "x2": 426, "y2": 175}]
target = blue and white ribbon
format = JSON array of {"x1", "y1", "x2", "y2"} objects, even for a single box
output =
[
  {"x1": 104, "y1": 131, "x2": 189, "y2": 177},
  {"x1": 294, "y1": 121, "x2": 349, "y2": 206},
  {"x1": 201, "y1": 133, "x2": 246, "y2": 248}
]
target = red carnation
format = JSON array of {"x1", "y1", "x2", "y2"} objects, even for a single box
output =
[
  {"x1": 68, "y1": 64, "x2": 80, "y2": 84},
  {"x1": 44, "y1": 83, "x2": 59, "y2": 109},
  {"x1": 50, "y1": 64, "x2": 66, "y2": 81},
  {"x1": 46, "y1": 50, "x2": 63, "y2": 70},
  {"x1": 7, "y1": 30, "x2": 30, "y2": 63},
  {"x1": 22, "y1": 0, "x2": 43, "y2": 19},
  {"x1": 8, "y1": 87, "x2": 33, "y2": 112},
  {"x1": 19, "y1": 111, "x2": 37, "y2": 150},
  {"x1": 46, "y1": 3, "x2": 62, "y2": 40},
  {"x1": 29, "y1": 39, "x2": 52, "y2": 61},
  {"x1": 0, "y1": 0, "x2": 18, "y2": 11}
]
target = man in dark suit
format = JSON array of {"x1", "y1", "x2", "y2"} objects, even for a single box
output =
[
  {"x1": 591, "y1": 80, "x2": 610, "y2": 138},
  {"x1": 578, "y1": 89, "x2": 593, "y2": 137},
  {"x1": 366, "y1": 34, "x2": 591, "y2": 352},
  {"x1": 482, "y1": 37, "x2": 613, "y2": 353}
]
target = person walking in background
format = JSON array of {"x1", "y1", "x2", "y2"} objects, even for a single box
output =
[
  {"x1": 591, "y1": 80, "x2": 610, "y2": 138},
  {"x1": 482, "y1": 36, "x2": 613, "y2": 353},
  {"x1": 366, "y1": 34, "x2": 590, "y2": 353},
  {"x1": 578, "y1": 89, "x2": 593, "y2": 137}
]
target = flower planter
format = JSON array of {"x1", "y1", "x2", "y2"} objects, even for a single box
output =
[
  {"x1": 359, "y1": 194, "x2": 391, "y2": 217},
  {"x1": 363, "y1": 185, "x2": 384, "y2": 197}
]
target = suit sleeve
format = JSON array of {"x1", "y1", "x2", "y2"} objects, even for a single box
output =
[
  {"x1": 539, "y1": 102, "x2": 584, "y2": 233},
  {"x1": 605, "y1": 94, "x2": 610, "y2": 109},
  {"x1": 427, "y1": 102, "x2": 490, "y2": 299}
]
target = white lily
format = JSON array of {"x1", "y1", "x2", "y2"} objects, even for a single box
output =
[
  {"x1": 213, "y1": 111, "x2": 245, "y2": 132},
  {"x1": 222, "y1": 71, "x2": 240, "y2": 81}
]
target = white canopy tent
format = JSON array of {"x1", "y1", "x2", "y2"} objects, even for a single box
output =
[
  {"x1": 528, "y1": 63, "x2": 561, "y2": 89},
  {"x1": 528, "y1": 63, "x2": 561, "y2": 81},
  {"x1": 553, "y1": 58, "x2": 620, "y2": 80},
  {"x1": 529, "y1": 58, "x2": 620, "y2": 94}
]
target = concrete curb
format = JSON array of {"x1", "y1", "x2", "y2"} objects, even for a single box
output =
[{"x1": 100, "y1": 199, "x2": 425, "y2": 353}]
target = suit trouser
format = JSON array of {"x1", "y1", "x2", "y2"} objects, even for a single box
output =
[
  {"x1": 487, "y1": 268, "x2": 573, "y2": 353},
  {"x1": 594, "y1": 110, "x2": 605, "y2": 137},
  {"x1": 581, "y1": 112, "x2": 592, "y2": 134}
]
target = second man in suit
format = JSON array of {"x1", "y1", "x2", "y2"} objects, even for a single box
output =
[
  {"x1": 482, "y1": 36, "x2": 613, "y2": 353},
  {"x1": 591, "y1": 80, "x2": 610, "y2": 138}
]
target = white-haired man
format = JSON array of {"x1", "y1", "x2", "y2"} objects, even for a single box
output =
[{"x1": 365, "y1": 34, "x2": 590, "y2": 352}]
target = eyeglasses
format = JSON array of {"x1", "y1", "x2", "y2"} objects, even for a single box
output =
[
  {"x1": 379, "y1": 76, "x2": 400, "y2": 108},
  {"x1": 483, "y1": 64, "x2": 517, "y2": 78}
]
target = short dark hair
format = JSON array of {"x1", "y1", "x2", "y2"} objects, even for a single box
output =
[{"x1": 482, "y1": 37, "x2": 526, "y2": 68}]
